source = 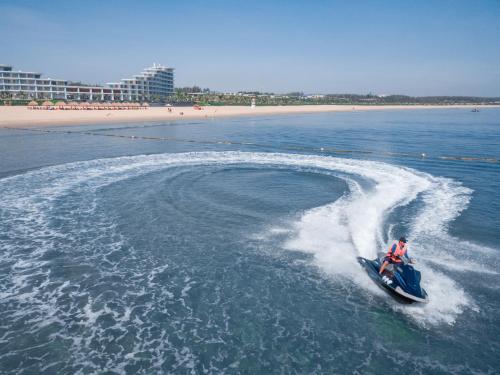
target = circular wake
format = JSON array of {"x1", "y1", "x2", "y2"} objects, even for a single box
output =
[{"x1": 0, "y1": 151, "x2": 492, "y2": 372}]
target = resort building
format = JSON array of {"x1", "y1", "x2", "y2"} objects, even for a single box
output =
[{"x1": 0, "y1": 63, "x2": 174, "y2": 101}]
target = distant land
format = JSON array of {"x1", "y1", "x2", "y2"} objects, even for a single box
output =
[
  {"x1": 170, "y1": 88, "x2": 500, "y2": 107},
  {"x1": 2, "y1": 90, "x2": 500, "y2": 107}
]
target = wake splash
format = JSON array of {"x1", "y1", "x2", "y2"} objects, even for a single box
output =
[
  {"x1": 0, "y1": 151, "x2": 488, "y2": 336},
  {"x1": 279, "y1": 172, "x2": 476, "y2": 326}
]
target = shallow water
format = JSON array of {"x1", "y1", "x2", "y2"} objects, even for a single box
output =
[{"x1": 1, "y1": 109, "x2": 499, "y2": 374}]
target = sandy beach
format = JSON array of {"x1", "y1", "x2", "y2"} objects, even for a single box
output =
[{"x1": 0, "y1": 104, "x2": 497, "y2": 128}]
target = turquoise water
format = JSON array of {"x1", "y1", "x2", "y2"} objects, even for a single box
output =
[{"x1": 0, "y1": 109, "x2": 499, "y2": 374}]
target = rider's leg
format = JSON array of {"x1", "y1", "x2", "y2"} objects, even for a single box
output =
[{"x1": 379, "y1": 260, "x2": 389, "y2": 274}]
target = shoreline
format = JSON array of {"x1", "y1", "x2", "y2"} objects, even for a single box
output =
[{"x1": 0, "y1": 104, "x2": 498, "y2": 128}]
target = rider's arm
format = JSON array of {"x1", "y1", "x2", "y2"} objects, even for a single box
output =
[
  {"x1": 390, "y1": 244, "x2": 396, "y2": 254},
  {"x1": 403, "y1": 248, "x2": 413, "y2": 263}
]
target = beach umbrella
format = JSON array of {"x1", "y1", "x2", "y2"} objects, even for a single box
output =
[
  {"x1": 27, "y1": 100, "x2": 38, "y2": 109},
  {"x1": 42, "y1": 101, "x2": 53, "y2": 107},
  {"x1": 66, "y1": 101, "x2": 78, "y2": 110}
]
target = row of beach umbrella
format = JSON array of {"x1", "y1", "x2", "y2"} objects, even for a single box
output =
[{"x1": 27, "y1": 101, "x2": 150, "y2": 110}]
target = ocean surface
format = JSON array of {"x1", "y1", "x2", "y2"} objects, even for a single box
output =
[{"x1": 0, "y1": 109, "x2": 499, "y2": 374}]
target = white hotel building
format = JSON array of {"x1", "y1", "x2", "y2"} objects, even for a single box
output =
[{"x1": 0, "y1": 64, "x2": 174, "y2": 101}]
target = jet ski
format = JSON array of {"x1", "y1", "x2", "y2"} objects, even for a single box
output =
[{"x1": 357, "y1": 255, "x2": 428, "y2": 303}]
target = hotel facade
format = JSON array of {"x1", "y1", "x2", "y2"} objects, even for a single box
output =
[{"x1": 0, "y1": 64, "x2": 174, "y2": 101}]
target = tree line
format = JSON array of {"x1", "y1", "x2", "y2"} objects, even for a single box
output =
[{"x1": 2, "y1": 88, "x2": 499, "y2": 106}]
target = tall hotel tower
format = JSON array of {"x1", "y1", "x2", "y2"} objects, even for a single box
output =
[{"x1": 0, "y1": 63, "x2": 174, "y2": 101}]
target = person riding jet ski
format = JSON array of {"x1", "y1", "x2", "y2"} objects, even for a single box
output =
[
  {"x1": 357, "y1": 236, "x2": 428, "y2": 303},
  {"x1": 379, "y1": 236, "x2": 412, "y2": 274}
]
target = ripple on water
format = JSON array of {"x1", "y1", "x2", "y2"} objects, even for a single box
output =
[{"x1": 0, "y1": 152, "x2": 496, "y2": 373}]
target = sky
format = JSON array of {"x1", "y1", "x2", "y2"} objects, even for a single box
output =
[{"x1": 1, "y1": 0, "x2": 499, "y2": 96}]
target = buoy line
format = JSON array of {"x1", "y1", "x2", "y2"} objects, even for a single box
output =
[{"x1": 2, "y1": 126, "x2": 498, "y2": 164}]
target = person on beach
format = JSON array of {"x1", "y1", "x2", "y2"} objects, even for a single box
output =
[{"x1": 379, "y1": 237, "x2": 411, "y2": 274}]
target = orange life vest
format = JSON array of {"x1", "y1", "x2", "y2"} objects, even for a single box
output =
[{"x1": 386, "y1": 242, "x2": 407, "y2": 263}]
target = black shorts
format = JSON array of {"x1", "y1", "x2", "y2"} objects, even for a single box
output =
[{"x1": 384, "y1": 256, "x2": 401, "y2": 264}]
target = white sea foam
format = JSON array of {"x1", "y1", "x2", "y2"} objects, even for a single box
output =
[
  {"x1": 257, "y1": 156, "x2": 481, "y2": 326},
  {"x1": 0, "y1": 150, "x2": 490, "y2": 361}
]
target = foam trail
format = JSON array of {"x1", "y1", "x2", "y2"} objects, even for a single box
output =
[
  {"x1": 276, "y1": 156, "x2": 491, "y2": 325},
  {"x1": 0, "y1": 151, "x2": 490, "y2": 337}
]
